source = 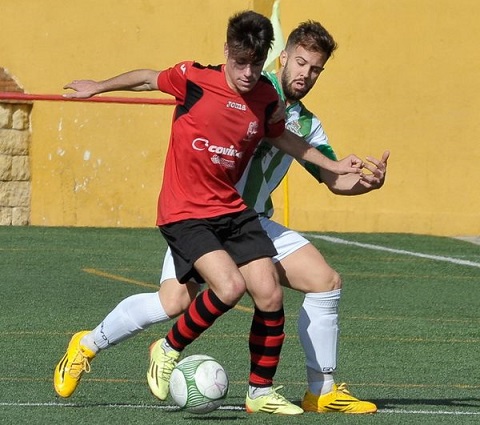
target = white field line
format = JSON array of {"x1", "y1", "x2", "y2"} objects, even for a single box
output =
[
  {"x1": 0, "y1": 402, "x2": 479, "y2": 415},
  {"x1": 303, "y1": 234, "x2": 480, "y2": 269}
]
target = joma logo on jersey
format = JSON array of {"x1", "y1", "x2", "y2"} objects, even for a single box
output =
[
  {"x1": 192, "y1": 138, "x2": 243, "y2": 158},
  {"x1": 226, "y1": 100, "x2": 247, "y2": 111}
]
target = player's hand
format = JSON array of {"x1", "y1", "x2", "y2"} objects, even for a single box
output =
[
  {"x1": 334, "y1": 154, "x2": 364, "y2": 174},
  {"x1": 268, "y1": 99, "x2": 286, "y2": 123},
  {"x1": 359, "y1": 150, "x2": 390, "y2": 189},
  {"x1": 63, "y1": 80, "x2": 100, "y2": 99}
]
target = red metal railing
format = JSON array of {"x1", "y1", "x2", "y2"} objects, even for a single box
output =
[{"x1": 0, "y1": 92, "x2": 175, "y2": 105}]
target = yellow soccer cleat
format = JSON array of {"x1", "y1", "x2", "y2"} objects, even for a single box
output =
[
  {"x1": 54, "y1": 331, "x2": 95, "y2": 398},
  {"x1": 147, "y1": 338, "x2": 180, "y2": 400},
  {"x1": 245, "y1": 386, "x2": 304, "y2": 415},
  {"x1": 302, "y1": 383, "x2": 377, "y2": 414}
]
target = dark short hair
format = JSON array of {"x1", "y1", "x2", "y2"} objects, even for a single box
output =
[
  {"x1": 227, "y1": 10, "x2": 274, "y2": 62},
  {"x1": 286, "y1": 20, "x2": 337, "y2": 58}
]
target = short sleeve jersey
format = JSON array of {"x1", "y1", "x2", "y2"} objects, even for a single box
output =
[
  {"x1": 235, "y1": 71, "x2": 337, "y2": 218},
  {"x1": 156, "y1": 61, "x2": 284, "y2": 225}
]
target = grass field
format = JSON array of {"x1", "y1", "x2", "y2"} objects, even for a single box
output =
[{"x1": 1, "y1": 226, "x2": 479, "y2": 424}]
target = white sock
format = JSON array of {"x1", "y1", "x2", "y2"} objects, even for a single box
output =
[
  {"x1": 248, "y1": 385, "x2": 272, "y2": 399},
  {"x1": 81, "y1": 292, "x2": 169, "y2": 352},
  {"x1": 307, "y1": 369, "x2": 335, "y2": 395},
  {"x1": 298, "y1": 289, "x2": 341, "y2": 395}
]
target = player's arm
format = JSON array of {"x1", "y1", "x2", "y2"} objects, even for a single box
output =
[
  {"x1": 265, "y1": 129, "x2": 363, "y2": 175},
  {"x1": 268, "y1": 98, "x2": 286, "y2": 124},
  {"x1": 63, "y1": 69, "x2": 161, "y2": 99},
  {"x1": 321, "y1": 151, "x2": 390, "y2": 195}
]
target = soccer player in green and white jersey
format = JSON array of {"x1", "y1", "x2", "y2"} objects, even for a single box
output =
[
  {"x1": 54, "y1": 20, "x2": 388, "y2": 414},
  {"x1": 229, "y1": 21, "x2": 388, "y2": 412},
  {"x1": 237, "y1": 71, "x2": 337, "y2": 217}
]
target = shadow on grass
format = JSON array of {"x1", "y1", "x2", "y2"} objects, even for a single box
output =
[{"x1": 373, "y1": 397, "x2": 480, "y2": 409}]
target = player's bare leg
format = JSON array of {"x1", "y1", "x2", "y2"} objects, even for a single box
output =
[
  {"x1": 149, "y1": 250, "x2": 246, "y2": 399},
  {"x1": 159, "y1": 279, "x2": 199, "y2": 318}
]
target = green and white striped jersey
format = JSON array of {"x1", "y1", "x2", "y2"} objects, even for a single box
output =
[{"x1": 235, "y1": 71, "x2": 337, "y2": 218}]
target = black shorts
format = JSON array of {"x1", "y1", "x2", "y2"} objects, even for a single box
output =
[{"x1": 159, "y1": 209, "x2": 277, "y2": 283}]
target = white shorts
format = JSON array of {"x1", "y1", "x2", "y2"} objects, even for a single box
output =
[{"x1": 159, "y1": 216, "x2": 310, "y2": 284}]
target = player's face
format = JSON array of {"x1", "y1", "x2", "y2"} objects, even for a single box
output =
[
  {"x1": 224, "y1": 47, "x2": 266, "y2": 94},
  {"x1": 280, "y1": 45, "x2": 328, "y2": 103}
]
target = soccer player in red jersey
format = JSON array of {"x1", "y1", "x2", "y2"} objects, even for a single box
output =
[{"x1": 54, "y1": 11, "x2": 363, "y2": 414}]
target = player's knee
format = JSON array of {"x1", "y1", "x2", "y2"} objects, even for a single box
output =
[
  {"x1": 319, "y1": 268, "x2": 341, "y2": 292},
  {"x1": 159, "y1": 279, "x2": 197, "y2": 318},
  {"x1": 252, "y1": 283, "x2": 283, "y2": 312},
  {"x1": 213, "y1": 275, "x2": 246, "y2": 306},
  {"x1": 305, "y1": 268, "x2": 342, "y2": 293},
  {"x1": 330, "y1": 269, "x2": 342, "y2": 291},
  {"x1": 269, "y1": 286, "x2": 284, "y2": 310}
]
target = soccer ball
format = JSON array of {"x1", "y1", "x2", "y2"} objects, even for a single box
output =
[{"x1": 169, "y1": 354, "x2": 229, "y2": 414}]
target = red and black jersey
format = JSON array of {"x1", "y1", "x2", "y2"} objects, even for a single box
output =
[{"x1": 156, "y1": 61, "x2": 284, "y2": 225}]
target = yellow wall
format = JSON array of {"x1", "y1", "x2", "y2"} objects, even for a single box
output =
[
  {"x1": 1, "y1": 0, "x2": 479, "y2": 235},
  {"x1": 272, "y1": 0, "x2": 480, "y2": 236}
]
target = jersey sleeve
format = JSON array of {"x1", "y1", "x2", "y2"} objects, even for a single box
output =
[
  {"x1": 156, "y1": 61, "x2": 194, "y2": 102},
  {"x1": 299, "y1": 117, "x2": 337, "y2": 182}
]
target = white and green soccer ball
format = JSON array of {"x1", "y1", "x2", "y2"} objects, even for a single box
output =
[{"x1": 169, "y1": 354, "x2": 229, "y2": 414}]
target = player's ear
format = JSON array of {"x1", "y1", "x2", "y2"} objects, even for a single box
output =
[
  {"x1": 279, "y1": 50, "x2": 288, "y2": 67},
  {"x1": 224, "y1": 43, "x2": 229, "y2": 59}
]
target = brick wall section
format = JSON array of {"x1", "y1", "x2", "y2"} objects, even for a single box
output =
[{"x1": 0, "y1": 68, "x2": 32, "y2": 225}]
